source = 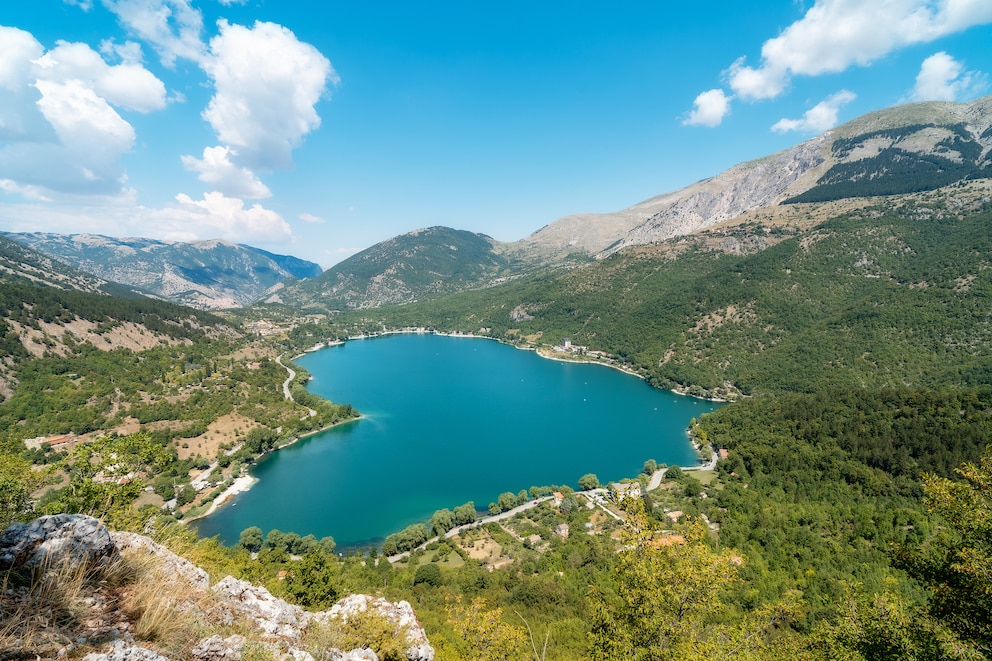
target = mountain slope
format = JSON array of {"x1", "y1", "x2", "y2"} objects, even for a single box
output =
[
  {"x1": 340, "y1": 183, "x2": 992, "y2": 399},
  {"x1": 2, "y1": 233, "x2": 322, "y2": 310},
  {"x1": 272, "y1": 97, "x2": 992, "y2": 313},
  {"x1": 0, "y1": 234, "x2": 142, "y2": 297},
  {"x1": 272, "y1": 226, "x2": 511, "y2": 310},
  {"x1": 515, "y1": 95, "x2": 992, "y2": 259}
]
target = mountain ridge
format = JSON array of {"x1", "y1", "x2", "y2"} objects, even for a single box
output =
[{"x1": 2, "y1": 233, "x2": 323, "y2": 310}]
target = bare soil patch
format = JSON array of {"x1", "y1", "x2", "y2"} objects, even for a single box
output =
[{"x1": 177, "y1": 413, "x2": 259, "y2": 461}]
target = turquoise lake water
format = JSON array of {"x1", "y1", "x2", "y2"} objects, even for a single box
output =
[{"x1": 193, "y1": 334, "x2": 721, "y2": 549}]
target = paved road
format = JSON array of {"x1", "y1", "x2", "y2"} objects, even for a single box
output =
[
  {"x1": 275, "y1": 354, "x2": 294, "y2": 400},
  {"x1": 276, "y1": 354, "x2": 316, "y2": 417},
  {"x1": 387, "y1": 496, "x2": 557, "y2": 562},
  {"x1": 646, "y1": 448, "x2": 719, "y2": 490}
]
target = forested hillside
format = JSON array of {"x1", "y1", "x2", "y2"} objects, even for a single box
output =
[
  {"x1": 324, "y1": 187, "x2": 992, "y2": 399},
  {"x1": 4, "y1": 233, "x2": 323, "y2": 310},
  {"x1": 275, "y1": 226, "x2": 515, "y2": 310}
]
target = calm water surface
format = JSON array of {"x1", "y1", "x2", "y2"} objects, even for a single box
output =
[{"x1": 194, "y1": 334, "x2": 721, "y2": 549}]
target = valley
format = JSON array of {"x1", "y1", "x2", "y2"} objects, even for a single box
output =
[{"x1": 2, "y1": 96, "x2": 992, "y2": 660}]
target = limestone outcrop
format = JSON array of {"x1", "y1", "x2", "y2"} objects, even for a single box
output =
[
  {"x1": 0, "y1": 513, "x2": 116, "y2": 570},
  {"x1": 0, "y1": 515, "x2": 434, "y2": 661}
]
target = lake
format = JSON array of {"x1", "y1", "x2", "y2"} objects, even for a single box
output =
[{"x1": 193, "y1": 333, "x2": 721, "y2": 549}]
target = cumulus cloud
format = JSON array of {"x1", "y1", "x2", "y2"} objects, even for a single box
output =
[
  {"x1": 726, "y1": 0, "x2": 992, "y2": 101},
  {"x1": 181, "y1": 145, "x2": 272, "y2": 199},
  {"x1": 0, "y1": 26, "x2": 44, "y2": 91},
  {"x1": 201, "y1": 20, "x2": 336, "y2": 170},
  {"x1": 171, "y1": 192, "x2": 291, "y2": 242},
  {"x1": 35, "y1": 40, "x2": 166, "y2": 112},
  {"x1": 101, "y1": 0, "x2": 205, "y2": 66},
  {"x1": 0, "y1": 191, "x2": 291, "y2": 246},
  {"x1": 911, "y1": 51, "x2": 987, "y2": 101},
  {"x1": 683, "y1": 89, "x2": 732, "y2": 127},
  {"x1": 0, "y1": 26, "x2": 167, "y2": 198},
  {"x1": 772, "y1": 90, "x2": 856, "y2": 133},
  {"x1": 298, "y1": 212, "x2": 324, "y2": 224}
]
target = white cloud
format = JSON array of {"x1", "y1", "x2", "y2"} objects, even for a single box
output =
[
  {"x1": 201, "y1": 20, "x2": 336, "y2": 170},
  {"x1": 726, "y1": 0, "x2": 992, "y2": 101},
  {"x1": 0, "y1": 191, "x2": 292, "y2": 246},
  {"x1": 298, "y1": 212, "x2": 324, "y2": 224},
  {"x1": 101, "y1": 0, "x2": 205, "y2": 66},
  {"x1": 771, "y1": 90, "x2": 856, "y2": 133},
  {"x1": 683, "y1": 89, "x2": 732, "y2": 127},
  {"x1": 35, "y1": 40, "x2": 166, "y2": 113},
  {"x1": 64, "y1": 0, "x2": 94, "y2": 10},
  {"x1": 100, "y1": 39, "x2": 145, "y2": 66},
  {"x1": 170, "y1": 192, "x2": 291, "y2": 242},
  {"x1": 0, "y1": 27, "x2": 44, "y2": 91},
  {"x1": 35, "y1": 79, "x2": 136, "y2": 153},
  {"x1": 0, "y1": 26, "x2": 167, "y2": 199},
  {"x1": 911, "y1": 51, "x2": 987, "y2": 101},
  {"x1": 181, "y1": 145, "x2": 271, "y2": 199}
]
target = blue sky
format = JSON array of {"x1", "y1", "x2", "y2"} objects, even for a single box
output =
[{"x1": 1, "y1": 1, "x2": 991, "y2": 267}]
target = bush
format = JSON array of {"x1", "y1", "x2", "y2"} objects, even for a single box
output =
[{"x1": 413, "y1": 563, "x2": 442, "y2": 588}]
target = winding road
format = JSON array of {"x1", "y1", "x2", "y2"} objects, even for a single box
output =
[{"x1": 276, "y1": 354, "x2": 316, "y2": 417}]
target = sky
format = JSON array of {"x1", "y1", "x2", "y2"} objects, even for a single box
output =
[{"x1": 1, "y1": 1, "x2": 991, "y2": 268}]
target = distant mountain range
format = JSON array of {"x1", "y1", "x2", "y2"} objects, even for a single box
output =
[
  {"x1": 272, "y1": 96, "x2": 992, "y2": 312},
  {"x1": 1, "y1": 233, "x2": 322, "y2": 310},
  {"x1": 3, "y1": 96, "x2": 990, "y2": 314}
]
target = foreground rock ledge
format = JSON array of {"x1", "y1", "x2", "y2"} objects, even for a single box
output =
[{"x1": 1, "y1": 514, "x2": 434, "y2": 661}]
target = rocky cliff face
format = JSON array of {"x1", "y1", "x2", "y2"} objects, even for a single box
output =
[
  {"x1": 515, "y1": 95, "x2": 992, "y2": 260},
  {"x1": 0, "y1": 515, "x2": 434, "y2": 661},
  {"x1": 2, "y1": 234, "x2": 323, "y2": 310}
]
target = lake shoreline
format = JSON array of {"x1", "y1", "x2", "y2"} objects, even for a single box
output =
[
  {"x1": 341, "y1": 328, "x2": 729, "y2": 402},
  {"x1": 184, "y1": 414, "x2": 362, "y2": 525},
  {"x1": 191, "y1": 331, "x2": 719, "y2": 545}
]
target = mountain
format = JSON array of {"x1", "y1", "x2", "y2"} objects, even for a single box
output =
[
  {"x1": 270, "y1": 226, "x2": 513, "y2": 310},
  {"x1": 512, "y1": 95, "x2": 992, "y2": 259},
  {"x1": 0, "y1": 235, "x2": 234, "y2": 400},
  {"x1": 335, "y1": 180, "x2": 992, "y2": 399},
  {"x1": 0, "y1": 234, "x2": 142, "y2": 298},
  {"x1": 2, "y1": 233, "x2": 322, "y2": 310},
  {"x1": 270, "y1": 97, "x2": 992, "y2": 313}
]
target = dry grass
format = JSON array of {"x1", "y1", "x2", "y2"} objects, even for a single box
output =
[
  {"x1": 0, "y1": 546, "x2": 221, "y2": 661},
  {"x1": 0, "y1": 560, "x2": 87, "y2": 658},
  {"x1": 116, "y1": 549, "x2": 216, "y2": 659},
  {"x1": 0, "y1": 553, "x2": 133, "y2": 660}
]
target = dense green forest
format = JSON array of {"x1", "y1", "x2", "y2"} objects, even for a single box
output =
[
  {"x1": 306, "y1": 195, "x2": 992, "y2": 400},
  {"x1": 785, "y1": 123, "x2": 989, "y2": 203}
]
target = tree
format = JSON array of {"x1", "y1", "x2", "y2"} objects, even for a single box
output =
[
  {"x1": 176, "y1": 484, "x2": 195, "y2": 506},
  {"x1": 497, "y1": 491, "x2": 517, "y2": 512},
  {"x1": 448, "y1": 597, "x2": 529, "y2": 661},
  {"x1": 578, "y1": 473, "x2": 600, "y2": 491},
  {"x1": 454, "y1": 501, "x2": 477, "y2": 526},
  {"x1": 430, "y1": 508, "x2": 455, "y2": 535},
  {"x1": 643, "y1": 459, "x2": 658, "y2": 475},
  {"x1": 319, "y1": 535, "x2": 336, "y2": 555},
  {"x1": 589, "y1": 501, "x2": 744, "y2": 659},
  {"x1": 0, "y1": 452, "x2": 45, "y2": 528},
  {"x1": 895, "y1": 448, "x2": 992, "y2": 655},
  {"x1": 414, "y1": 563, "x2": 443, "y2": 588},
  {"x1": 239, "y1": 525, "x2": 263, "y2": 552},
  {"x1": 284, "y1": 552, "x2": 340, "y2": 609}
]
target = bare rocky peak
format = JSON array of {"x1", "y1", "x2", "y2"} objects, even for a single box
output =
[{"x1": 516, "y1": 95, "x2": 992, "y2": 261}]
